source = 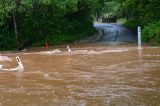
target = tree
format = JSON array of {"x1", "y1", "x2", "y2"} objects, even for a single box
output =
[
  {"x1": 0, "y1": 0, "x2": 33, "y2": 49},
  {"x1": 0, "y1": 0, "x2": 101, "y2": 50}
]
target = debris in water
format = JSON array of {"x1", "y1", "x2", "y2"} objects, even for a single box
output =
[{"x1": 67, "y1": 46, "x2": 71, "y2": 52}]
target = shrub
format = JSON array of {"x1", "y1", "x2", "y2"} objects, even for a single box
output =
[
  {"x1": 124, "y1": 20, "x2": 139, "y2": 30},
  {"x1": 0, "y1": 27, "x2": 17, "y2": 50},
  {"x1": 142, "y1": 21, "x2": 160, "y2": 44}
]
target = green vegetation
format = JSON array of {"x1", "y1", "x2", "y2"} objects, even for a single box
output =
[
  {"x1": 101, "y1": 0, "x2": 121, "y2": 17},
  {"x1": 142, "y1": 21, "x2": 160, "y2": 44},
  {"x1": 122, "y1": 0, "x2": 160, "y2": 44},
  {"x1": 1, "y1": 0, "x2": 160, "y2": 50},
  {"x1": 0, "y1": 0, "x2": 99, "y2": 50},
  {"x1": 100, "y1": 0, "x2": 160, "y2": 44}
]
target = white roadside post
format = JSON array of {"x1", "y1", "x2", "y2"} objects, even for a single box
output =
[{"x1": 138, "y1": 26, "x2": 141, "y2": 49}]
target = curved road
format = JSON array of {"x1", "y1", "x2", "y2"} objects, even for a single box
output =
[{"x1": 94, "y1": 23, "x2": 136, "y2": 44}]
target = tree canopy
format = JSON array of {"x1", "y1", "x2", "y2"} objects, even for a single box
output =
[
  {"x1": 101, "y1": 0, "x2": 160, "y2": 44},
  {"x1": 0, "y1": 0, "x2": 100, "y2": 50},
  {"x1": 0, "y1": 0, "x2": 160, "y2": 50}
]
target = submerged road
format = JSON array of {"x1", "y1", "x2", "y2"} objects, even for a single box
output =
[
  {"x1": 94, "y1": 23, "x2": 136, "y2": 44},
  {"x1": 0, "y1": 44, "x2": 160, "y2": 106}
]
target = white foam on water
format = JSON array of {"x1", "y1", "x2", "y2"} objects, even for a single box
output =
[
  {"x1": 144, "y1": 54, "x2": 160, "y2": 57},
  {"x1": 67, "y1": 48, "x2": 131, "y2": 55},
  {"x1": 25, "y1": 71, "x2": 43, "y2": 75},
  {"x1": 73, "y1": 50, "x2": 89, "y2": 54},
  {"x1": 97, "y1": 49, "x2": 130, "y2": 54},
  {"x1": 43, "y1": 73, "x2": 50, "y2": 80},
  {"x1": 0, "y1": 56, "x2": 24, "y2": 72},
  {"x1": 24, "y1": 49, "x2": 61, "y2": 55},
  {"x1": 23, "y1": 47, "x2": 137, "y2": 56},
  {"x1": 0, "y1": 65, "x2": 3, "y2": 69},
  {"x1": 38, "y1": 49, "x2": 61, "y2": 54},
  {"x1": 146, "y1": 47, "x2": 160, "y2": 49},
  {"x1": 0, "y1": 55, "x2": 12, "y2": 61}
]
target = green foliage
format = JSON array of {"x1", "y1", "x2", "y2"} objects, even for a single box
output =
[
  {"x1": 142, "y1": 21, "x2": 160, "y2": 44},
  {"x1": 1, "y1": 0, "x2": 160, "y2": 49},
  {"x1": 0, "y1": 0, "x2": 100, "y2": 50},
  {"x1": 0, "y1": 0, "x2": 15, "y2": 26},
  {"x1": 0, "y1": 27, "x2": 17, "y2": 50},
  {"x1": 101, "y1": 1, "x2": 121, "y2": 17},
  {"x1": 33, "y1": 27, "x2": 96, "y2": 47},
  {"x1": 117, "y1": 0, "x2": 160, "y2": 44},
  {"x1": 98, "y1": 0, "x2": 160, "y2": 45},
  {"x1": 117, "y1": 18, "x2": 126, "y2": 23},
  {"x1": 124, "y1": 20, "x2": 139, "y2": 30}
]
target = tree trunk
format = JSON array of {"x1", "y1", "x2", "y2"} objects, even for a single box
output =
[{"x1": 12, "y1": 11, "x2": 20, "y2": 49}]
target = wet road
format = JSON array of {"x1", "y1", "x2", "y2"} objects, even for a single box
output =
[
  {"x1": 94, "y1": 23, "x2": 136, "y2": 43},
  {"x1": 0, "y1": 44, "x2": 160, "y2": 106}
]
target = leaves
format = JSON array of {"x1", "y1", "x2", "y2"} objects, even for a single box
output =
[
  {"x1": 142, "y1": 21, "x2": 160, "y2": 44},
  {"x1": 0, "y1": 0, "x2": 100, "y2": 50}
]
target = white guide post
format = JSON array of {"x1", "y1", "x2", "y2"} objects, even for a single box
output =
[{"x1": 138, "y1": 26, "x2": 141, "y2": 49}]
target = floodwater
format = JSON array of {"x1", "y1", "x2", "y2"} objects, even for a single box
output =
[{"x1": 0, "y1": 44, "x2": 160, "y2": 106}]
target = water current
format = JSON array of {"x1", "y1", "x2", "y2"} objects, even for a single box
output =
[
  {"x1": 0, "y1": 44, "x2": 160, "y2": 106},
  {"x1": 0, "y1": 23, "x2": 160, "y2": 106}
]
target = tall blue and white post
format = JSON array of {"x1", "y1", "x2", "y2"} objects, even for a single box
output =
[{"x1": 138, "y1": 26, "x2": 141, "y2": 49}]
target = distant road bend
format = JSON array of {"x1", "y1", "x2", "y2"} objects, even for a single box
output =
[{"x1": 94, "y1": 23, "x2": 136, "y2": 44}]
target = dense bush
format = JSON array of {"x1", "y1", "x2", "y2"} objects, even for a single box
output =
[
  {"x1": 123, "y1": 20, "x2": 139, "y2": 30},
  {"x1": 0, "y1": 28, "x2": 17, "y2": 50},
  {"x1": 32, "y1": 27, "x2": 96, "y2": 47},
  {"x1": 0, "y1": 0, "x2": 100, "y2": 50},
  {"x1": 117, "y1": 0, "x2": 160, "y2": 44},
  {"x1": 142, "y1": 21, "x2": 160, "y2": 44}
]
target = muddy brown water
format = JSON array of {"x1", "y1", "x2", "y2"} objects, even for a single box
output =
[{"x1": 0, "y1": 44, "x2": 160, "y2": 106}]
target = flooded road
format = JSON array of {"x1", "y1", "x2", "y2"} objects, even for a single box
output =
[
  {"x1": 0, "y1": 44, "x2": 160, "y2": 106},
  {"x1": 94, "y1": 23, "x2": 136, "y2": 43}
]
